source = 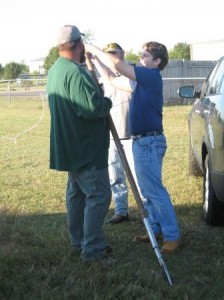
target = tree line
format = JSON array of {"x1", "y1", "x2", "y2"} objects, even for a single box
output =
[
  {"x1": 0, "y1": 41, "x2": 190, "y2": 79},
  {"x1": 0, "y1": 62, "x2": 29, "y2": 80},
  {"x1": 44, "y1": 42, "x2": 190, "y2": 73}
]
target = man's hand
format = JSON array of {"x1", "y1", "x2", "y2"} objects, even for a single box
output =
[
  {"x1": 85, "y1": 52, "x2": 95, "y2": 72},
  {"x1": 85, "y1": 52, "x2": 95, "y2": 60},
  {"x1": 84, "y1": 43, "x2": 97, "y2": 56}
]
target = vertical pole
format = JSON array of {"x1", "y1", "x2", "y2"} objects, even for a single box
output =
[{"x1": 8, "y1": 81, "x2": 11, "y2": 103}]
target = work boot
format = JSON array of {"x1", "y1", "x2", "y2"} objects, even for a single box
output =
[
  {"x1": 161, "y1": 240, "x2": 180, "y2": 254},
  {"x1": 133, "y1": 234, "x2": 149, "y2": 243},
  {"x1": 133, "y1": 234, "x2": 163, "y2": 243},
  {"x1": 106, "y1": 214, "x2": 129, "y2": 224}
]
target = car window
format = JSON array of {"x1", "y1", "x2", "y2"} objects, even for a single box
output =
[
  {"x1": 220, "y1": 74, "x2": 224, "y2": 93},
  {"x1": 201, "y1": 58, "x2": 224, "y2": 97},
  {"x1": 209, "y1": 59, "x2": 224, "y2": 95}
]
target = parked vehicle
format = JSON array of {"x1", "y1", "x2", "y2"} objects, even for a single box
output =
[{"x1": 178, "y1": 56, "x2": 224, "y2": 226}]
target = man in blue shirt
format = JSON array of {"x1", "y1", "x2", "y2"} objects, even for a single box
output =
[{"x1": 85, "y1": 41, "x2": 181, "y2": 254}]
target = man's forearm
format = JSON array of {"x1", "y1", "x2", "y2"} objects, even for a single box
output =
[
  {"x1": 85, "y1": 43, "x2": 136, "y2": 81},
  {"x1": 92, "y1": 57, "x2": 116, "y2": 84},
  {"x1": 85, "y1": 44, "x2": 119, "y2": 71}
]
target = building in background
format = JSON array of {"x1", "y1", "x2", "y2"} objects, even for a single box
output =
[
  {"x1": 190, "y1": 40, "x2": 224, "y2": 60},
  {"x1": 28, "y1": 57, "x2": 45, "y2": 74}
]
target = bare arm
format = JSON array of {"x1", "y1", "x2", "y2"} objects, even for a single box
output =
[
  {"x1": 85, "y1": 43, "x2": 136, "y2": 81},
  {"x1": 92, "y1": 57, "x2": 133, "y2": 92},
  {"x1": 112, "y1": 75, "x2": 134, "y2": 92},
  {"x1": 85, "y1": 52, "x2": 99, "y2": 85},
  {"x1": 92, "y1": 56, "x2": 117, "y2": 83},
  {"x1": 85, "y1": 53, "x2": 104, "y2": 96}
]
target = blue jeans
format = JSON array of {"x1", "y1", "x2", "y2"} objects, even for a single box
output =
[
  {"x1": 66, "y1": 167, "x2": 111, "y2": 261},
  {"x1": 133, "y1": 134, "x2": 180, "y2": 241},
  {"x1": 109, "y1": 140, "x2": 128, "y2": 216}
]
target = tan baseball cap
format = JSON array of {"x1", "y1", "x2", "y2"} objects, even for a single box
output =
[
  {"x1": 57, "y1": 25, "x2": 85, "y2": 46},
  {"x1": 103, "y1": 43, "x2": 123, "y2": 52}
]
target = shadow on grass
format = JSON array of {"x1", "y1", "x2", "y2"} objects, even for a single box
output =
[{"x1": 1, "y1": 205, "x2": 224, "y2": 299}]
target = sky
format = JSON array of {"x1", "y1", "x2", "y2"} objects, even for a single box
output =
[{"x1": 0, "y1": 0, "x2": 224, "y2": 66}]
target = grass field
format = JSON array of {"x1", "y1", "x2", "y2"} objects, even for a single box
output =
[{"x1": 1, "y1": 97, "x2": 224, "y2": 299}]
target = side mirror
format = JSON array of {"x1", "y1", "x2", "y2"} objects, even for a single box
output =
[{"x1": 178, "y1": 86, "x2": 195, "y2": 98}]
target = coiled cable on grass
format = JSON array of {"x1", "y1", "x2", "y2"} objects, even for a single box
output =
[{"x1": 0, "y1": 93, "x2": 47, "y2": 144}]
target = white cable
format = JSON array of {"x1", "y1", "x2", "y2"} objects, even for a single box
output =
[{"x1": 0, "y1": 93, "x2": 47, "y2": 144}]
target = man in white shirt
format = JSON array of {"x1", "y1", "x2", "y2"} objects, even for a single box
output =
[{"x1": 91, "y1": 43, "x2": 140, "y2": 224}]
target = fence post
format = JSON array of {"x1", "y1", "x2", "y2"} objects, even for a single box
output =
[{"x1": 8, "y1": 81, "x2": 11, "y2": 103}]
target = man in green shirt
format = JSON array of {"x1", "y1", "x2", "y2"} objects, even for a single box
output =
[{"x1": 47, "y1": 25, "x2": 115, "y2": 266}]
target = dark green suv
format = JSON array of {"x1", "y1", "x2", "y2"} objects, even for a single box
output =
[{"x1": 179, "y1": 56, "x2": 224, "y2": 226}]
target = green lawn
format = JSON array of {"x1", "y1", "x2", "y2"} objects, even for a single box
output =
[{"x1": 1, "y1": 98, "x2": 224, "y2": 299}]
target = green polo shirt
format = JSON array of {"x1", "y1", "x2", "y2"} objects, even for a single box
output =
[{"x1": 47, "y1": 57, "x2": 112, "y2": 172}]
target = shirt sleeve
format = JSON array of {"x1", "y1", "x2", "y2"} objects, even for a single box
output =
[
  {"x1": 68, "y1": 67, "x2": 112, "y2": 120},
  {"x1": 134, "y1": 66, "x2": 160, "y2": 88}
]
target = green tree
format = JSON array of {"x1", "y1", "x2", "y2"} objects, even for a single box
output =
[
  {"x1": 0, "y1": 64, "x2": 4, "y2": 79},
  {"x1": 125, "y1": 50, "x2": 140, "y2": 65},
  {"x1": 3, "y1": 62, "x2": 29, "y2": 79},
  {"x1": 20, "y1": 62, "x2": 29, "y2": 73},
  {"x1": 169, "y1": 42, "x2": 190, "y2": 60},
  {"x1": 44, "y1": 47, "x2": 59, "y2": 73}
]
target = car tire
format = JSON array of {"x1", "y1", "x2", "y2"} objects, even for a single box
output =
[
  {"x1": 189, "y1": 140, "x2": 202, "y2": 176},
  {"x1": 203, "y1": 154, "x2": 224, "y2": 226}
]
